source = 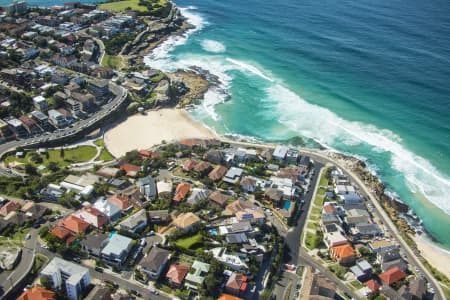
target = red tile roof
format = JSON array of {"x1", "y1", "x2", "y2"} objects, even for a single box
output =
[
  {"x1": 139, "y1": 149, "x2": 160, "y2": 159},
  {"x1": 218, "y1": 294, "x2": 243, "y2": 300},
  {"x1": 226, "y1": 272, "x2": 248, "y2": 291},
  {"x1": 182, "y1": 159, "x2": 197, "y2": 172},
  {"x1": 18, "y1": 286, "x2": 55, "y2": 300},
  {"x1": 379, "y1": 266, "x2": 406, "y2": 285},
  {"x1": 60, "y1": 215, "x2": 90, "y2": 234},
  {"x1": 108, "y1": 194, "x2": 134, "y2": 211},
  {"x1": 331, "y1": 243, "x2": 356, "y2": 259},
  {"x1": 0, "y1": 201, "x2": 21, "y2": 217},
  {"x1": 365, "y1": 279, "x2": 380, "y2": 291},
  {"x1": 120, "y1": 163, "x2": 140, "y2": 177},
  {"x1": 173, "y1": 182, "x2": 190, "y2": 203},
  {"x1": 323, "y1": 203, "x2": 337, "y2": 214},
  {"x1": 49, "y1": 226, "x2": 72, "y2": 240},
  {"x1": 166, "y1": 264, "x2": 190, "y2": 285}
]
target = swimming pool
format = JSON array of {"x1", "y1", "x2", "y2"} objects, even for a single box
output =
[{"x1": 283, "y1": 201, "x2": 292, "y2": 210}]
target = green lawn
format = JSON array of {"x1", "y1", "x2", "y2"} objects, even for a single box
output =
[
  {"x1": 0, "y1": 228, "x2": 31, "y2": 247},
  {"x1": 311, "y1": 207, "x2": 322, "y2": 215},
  {"x1": 94, "y1": 138, "x2": 105, "y2": 147},
  {"x1": 101, "y1": 53, "x2": 124, "y2": 69},
  {"x1": 5, "y1": 146, "x2": 97, "y2": 169},
  {"x1": 349, "y1": 280, "x2": 364, "y2": 290},
  {"x1": 99, "y1": 0, "x2": 149, "y2": 12},
  {"x1": 313, "y1": 194, "x2": 324, "y2": 206},
  {"x1": 328, "y1": 264, "x2": 347, "y2": 280},
  {"x1": 98, "y1": 148, "x2": 115, "y2": 161},
  {"x1": 305, "y1": 232, "x2": 321, "y2": 250},
  {"x1": 307, "y1": 222, "x2": 319, "y2": 231},
  {"x1": 175, "y1": 233, "x2": 204, "y2": 251},
  {"x1": 319, "y1": 168, "x2": 330, "y2": 187}
]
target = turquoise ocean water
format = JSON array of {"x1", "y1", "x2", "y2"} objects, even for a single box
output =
[{"x1": 2, "y1": 0, "x2": 450, "y2": 248}]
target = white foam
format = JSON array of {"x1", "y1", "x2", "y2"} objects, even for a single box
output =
[
  {"x1": 201, "y1": 39, "x2": 226, "y2": 53},
  {"x1": 226, "y1": 58, "x2": 274, "y2": 82},
  {"x1": 266, "y1": 83, "x2": 450, "y2": 215}
]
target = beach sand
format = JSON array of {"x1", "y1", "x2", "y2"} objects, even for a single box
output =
[
  {"x1": 104, "y1": 109, "x2": 215, "y2": 157},
  {"x1": 413, "y1": 234, "x2": 450, "y2": 279}
]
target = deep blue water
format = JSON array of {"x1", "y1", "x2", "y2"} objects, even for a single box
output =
[{"x1": 2, "y1": 0, "x2": 450, "y2": 248}]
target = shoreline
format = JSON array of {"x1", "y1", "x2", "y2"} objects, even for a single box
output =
[{"x1": 412, "y1": 233, "x2": 450, "y2": 279}]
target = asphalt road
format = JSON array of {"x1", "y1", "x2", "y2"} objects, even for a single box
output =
[
  {"x1": 0, "y1": 229, "x2": 38, "y2": 299},
  {"x1": 284, "y1": 162, "x2": 323, "y2": 265}
]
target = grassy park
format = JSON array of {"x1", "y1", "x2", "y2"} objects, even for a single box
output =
[{"x1": 174, "y1": 233, "x2": 204, "y2": 251}]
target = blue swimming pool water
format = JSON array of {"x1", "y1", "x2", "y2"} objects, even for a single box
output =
[{"x1": 283, "y1": 201, "x2": 292, "y2": 210}]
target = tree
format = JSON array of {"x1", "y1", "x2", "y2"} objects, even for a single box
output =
[
  {"x1": 48, "y1": 162, "x2": 59, "y2": 172},
  {"x1": 25, "y1": 164, "x2": 37, "y2": 176},
  {"x1": 60, "y1": 148, "x2": 64, "y2": 158},
  {"x1": 40, "y1": 276, "x2": 52, "y2": 290}
]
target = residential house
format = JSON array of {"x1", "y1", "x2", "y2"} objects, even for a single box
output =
[
  {"x1": 120, "y1": 163, "x2": 141, "y2": 177},
  {"x1": 368, "y1": 240, "x2": 398, "y2": 254},
  {"x1": 84, "y1": 286, "x2": 111, "y2": 300},
  {"x1": 272, "y1": 145, "x2": 288, "y2": 161},
  {"x1": 60, "y1": 174, "x2": 99, "y2": 197},
  {"x1": 49, "y1": 226, "x2": 75, "y2": 245},
  {"x1": 182, "y1": 159, "x2": 197, "y2": 172},
  {"x1": 379, "y1": 266, "x2": 406, "y2": 286},
  {"x1": 365, "y1": 279, "x2": 380, "y2": 292},
  {"x1": 208, "y1": 191, "x2": 231, "y2": 208},
  {"x1": 101, "y1": 234, "x2": 133, "y2": 268},
  {"x1": 166, "y1": 264, "x2": 190, "y2": 288},
  {"x1": 235, "y1": 208, "x2": 265, "y2": 224},
  {"x1": 107, "y1": 193, "x2": 134, "y2": 213},
  {"x1": 33, "y1": 95, "x2": 48, "y2": 112},
  {"x1": 31, "y1": 111, "x2": 51, "y2": 131},
  {"x1": 193, "y1": 161, "x2": 212, "y2": 176},
  {"x1": 344, "y1": 208, "x2": 370, "y2": 227},
  {"x1": 0, "y1": 201, "x2": 21, "y2": 217},
  {"x1": 301, "y1": 266, "x2": 337, "y2": 300},
  {"x1": 218, "y1": 295, "x2": 243, "y2": 300},
  {"x1": 81, "y1": 232, "x2": 109, "y2": 257},
  {"x1": 240, "y1": 176, "x2": 257, "y2": 193},
  {"x1": 18, "y1": 286, "x2": 55, "y2": 300},
  {"x1": 73, "y1": 207, "x2": 108, "y2": 229},
  {"x1": 285, "y1": 148, "x2": 299, "y2": 164},
  {"x1": 225, "y1": 272, "x2": 248, "y2": 297},
  {"x1": 185, "y1": 260, "x2": 210, "y2": 290},
  {"x1": 204, "y1": 149, "x2": 223, "y2": 164},
  {"x1": 97, "y1": 166, "x2": 120, "y2": 177},
  {"x1": 148, "y1": 210, "x2": 169, "y2": 223},
  {"x1": 187, "y1": 188, "x2": 210, "y2": 205},
  {"x1": 225, "y1": 199, "x2": 254, "y2": 215},
  {"x1": 397, "y1": 278, "x2": 426, "y2": 300},
  {"x1": 173, "y1": 182, "x2": 191, "y2": 203},
  {"x1": 350, "y1": 222, "x2": 382, "y2": 240},
  {"x1": 208, "y1": 165, "x2": 228, "y2": 181},
  {"x1": 136, "y1": 176, "x2": 157, "y2": 200},
  {"x1": 59, "y1": 215, "x2": 90, "y2": 234},
  {"x1": 118, "y1": 209, "x2": 147, "y2": 233},
  {"x1": 88, "y1": 79, "x2": 109, "y2": 97},
  {"x1": 40, "y1": 257, "x2": 90, "y2": 300},
  {"x1": 19, "y1": 115, "x2": 41, "y2": 135},
  {"x1": 139, "y1": 247, "x2": 170, "y2": 279},
  {"x1": 223, "y1": 167, "x2": 243, "y2": 185},
  {"x1": 330, "y1": 243, "x2": 356, "y2": 266},
  {"x1": 324, "y1": 231, "x2": 348, "y2": 248},
  {"x1": 172, "y1": 212, "x2": 200, "y2": 231},
  {"x1": 350, "y1": 259, "x2": 372, "y2": 282},
  {"x1": 93, "y1": 197, "x2": 122, "y2": 221},
  {"x1": 157, "y1": 181, "x2": 172, "y2": 196},
  {"x1": 264, "y1": 188, "x2": 283, "y2": 204}
]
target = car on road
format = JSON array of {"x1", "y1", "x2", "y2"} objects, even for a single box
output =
[
  {"x1": 95, "y1": 266, "x2": 103, "y2": 273},
  {"x1": 150, "y1": 289, "x2": 159, "y2": 295},
  {"x1": 25, "y1": 233, "x2": 31, "y2": 240}
]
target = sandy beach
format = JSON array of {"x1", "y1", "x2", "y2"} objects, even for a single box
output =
[
  {"x1": 412, "y1": 234, "x2": 450, "y2": 279},
  {"x1": 104, "y1": 109, "x2": 215, "y2": 157}
]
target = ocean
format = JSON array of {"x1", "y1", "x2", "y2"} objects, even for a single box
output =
[{"x1": 2, "y1": 0, "x2": 450, "y2": 248}]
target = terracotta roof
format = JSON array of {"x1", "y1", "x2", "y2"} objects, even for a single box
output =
[
  {"x1": 208, "y1": 165, "x2": 228, "y2": 181},
  {"x1": 225, "y1": 199, "x2": 254, "y2": 214},
  {"x1": 323, "y1": 204, "x2": 337, "y2": 214},
  {"x1": 18, "y1": 285, "x2": 55, "y2": 300},
  {"x1": 166, "y1": 263, "x2": 190, "y2": 285},
  {"x1": 379, "y1": 266, "x2": 407, "y2": 285},
  {"x1": 182, "y1": 159, "x2": 197, "y2": 172},
  {"x1": 120, "y1": 163, "x2": 140, "y2": 176},
  {"x1": 226, "y1": 272, "x2": 248, "y2": 290},
  {"x1": 173, "y1": 182, "x2": 191, "y2": 203},
  {"x1": 240, "y1": 176, "x2": 256, "y2": 187},
  {"x1": 193, "y1": 161, "x2": 212, "y2": 173},
  {"x1": 59, "y1": 215, "x2": 90, "y2": 234},
  {"x1": 139, "y1": 149, "x2": 159, "y2": 159},
  {"x1": 179, "y1": 138, "x2": 207, "y2": 147},
  {"x1": 218, "y1": 294, "x2": 243, "y2": 300},
  {"x1": 331, "y1": 243, "x2": 356, "y2": 259},
  {"x1": 172, "y1": 212, "x2": 200, "y2": 229},
  {"x1": 0, "y1": 201, "x2": 21, "y2": 217},
  {"x1": 80, "y1": 207, "x2": 109, "y2": 228},
  {"x1": 365, "y1": 279, "x2": 380, "y2": 291},
  {"x1": 208, "y1": 191, "x2": 231, "y2": 207},
  {"x1": 108, "y1": 194, "x2": 134, "y2": 211},
  {"x1": 49, "y1": 226, "x2": 72, "y2": 240}
]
